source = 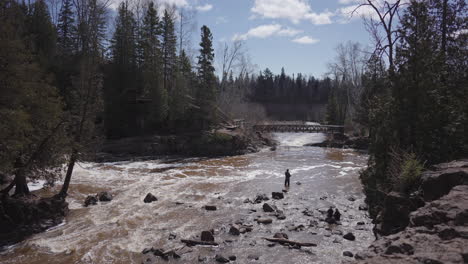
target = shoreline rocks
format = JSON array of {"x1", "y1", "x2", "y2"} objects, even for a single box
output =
[
  {"x1": 0, "y1": 196, "x2": 68, "y2": 249},
  {"x1": 356, "y1": 159, "x2": 468, "y2": 264}
]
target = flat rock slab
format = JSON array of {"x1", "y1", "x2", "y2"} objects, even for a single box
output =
[
  {"x1": 256, "y1": 218, "x2": 273, "y2": 224},
  {"x1": 204, "y1": 205, "x2": 217, "y2": 211}
]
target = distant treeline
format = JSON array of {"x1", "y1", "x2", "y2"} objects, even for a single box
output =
[{"x1": 249, "y1": 68, "x2": 331, "y2": 105}]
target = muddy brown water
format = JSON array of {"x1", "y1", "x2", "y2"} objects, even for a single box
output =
[{"x1": 0, "y1": 133, "x2": 373, "y2": 264}]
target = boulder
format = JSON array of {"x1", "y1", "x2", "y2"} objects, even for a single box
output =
[
  {"x1": 263, "y1": 203, "x2": 276, "y2": 212},
  {"x1": 343, "y1": 251, "x2": 354, "y2": 257},
  {"x1": 343, "y1": 232, "x2": 356, "y2": 241},
  {"x1": 98, "y1": 192, "x2": 113, "y2": 202},
  {"x1": 228, "y1": 255, "x2": 236, "y2": 261},
  {"x1": 215, "y1": 254, "x2": 229, "y2": 263},
  {"x1": 272, "y1": 192, "x2": 284, "y2": 200},
  {"x1": 200, "y1": 231, "x2": 214, "y2": 242},
  {"x1": 421, "y1": 163, "x2": 468, "y2": 201},
  {"x1": 204, "y1": 205, "x2": 217, "y2": 211},
  {"x1": 143, "y1": 193, "x2": 158, "y2": 203},
  {"x1": 84, "y1": 195, "x2": 98, "y2": 207},
  {"x1": 229, "y1": 225, "x2": 240, "y2": 236},
  {"x1": 254, "y1": 193, "x2": 269, "y2": 203},
  {"x1": 276, "y1": 212, "x2": 286, "y2": 220}
]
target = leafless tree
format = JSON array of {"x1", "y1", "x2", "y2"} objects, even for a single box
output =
[
  {"x1": 46, "y1": 0, "x2": 60, "y2": 25},
  {"x1": 352, "y1": 0, "x2": 405, "y2": 74},
  {"x1": 327, "y1": 41, "x2": 368, "y2": 128},
  {"x1": 177, "y1": 6, "x2": 196, "y2": 56}
]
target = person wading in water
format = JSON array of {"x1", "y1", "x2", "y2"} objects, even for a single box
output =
[{"x1": 284, "y1": 169, "x2": 291, "y2": 187}]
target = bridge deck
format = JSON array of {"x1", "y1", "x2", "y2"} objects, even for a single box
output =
[{"x1": 254, "y1": 124, "x2": 344, "y2": 133}]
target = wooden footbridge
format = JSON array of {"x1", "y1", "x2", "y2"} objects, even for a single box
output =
[{"x1": 253, "y1": 123, "x2": 344, "y2": 134}]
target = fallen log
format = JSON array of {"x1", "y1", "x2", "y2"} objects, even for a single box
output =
[
  {"x1": 181, "y1": 239, "x2": 219, "y2": 246},
  {"x1": 262, "y1": 237, "x2": 317, "y2": 247}
]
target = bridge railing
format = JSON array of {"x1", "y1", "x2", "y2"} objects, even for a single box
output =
[{"x1": 253, "y1": 124, "x2": 344, "y2": 134}]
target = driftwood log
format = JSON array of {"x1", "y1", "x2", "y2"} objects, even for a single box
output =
[
  {"x1": 262, "y1": 237, "x2": 317, "y2": 247},
  {"x1": 181, "y1": 239, "x2": 219, "y2": 246}
]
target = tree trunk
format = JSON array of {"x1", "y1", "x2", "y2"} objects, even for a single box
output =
[
  {"x1": 13, "y1": 169, "x2": 30, "y2": 197},
  {"x1": 57, "y1": 151, "x2": 77, "y2": 198}
]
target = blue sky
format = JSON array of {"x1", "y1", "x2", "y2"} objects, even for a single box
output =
[
  {"x1": 191, "y1": 0, "x2": 375, "y2": 77},
  {"x1": 110, "y1": 0, "x2": 377, "y2": 77}
]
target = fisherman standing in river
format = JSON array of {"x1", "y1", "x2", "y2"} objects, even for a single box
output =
[{"x1": 284, "y1": 169, "x2": 291, "y2": 187}]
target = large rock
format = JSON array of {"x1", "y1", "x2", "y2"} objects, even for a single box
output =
[
  {"x1": 343, "y1": 232, "x2": 356, "y2": 241},
  {"x1": 272, "y1": 192, "x2": 284, "y2": 200},
  {"x1": 229, "y1": 225, "x2": 240, "y2": 236},
  {"x1": 204, "y1": 205, "x2": 217, "y2": 211},
  {"x1": 215, "y1": 254, "x2": 229, "y2": 263},
  {"x1": 421, "y1": 161, "x2": 468, "y2": 201},
  {"x1": 143, "y1": 193, "x2": 158, "y2": 203},
  {"x1": 98, "y1": 192, "x2": 113, "y2": 202},
  {"x1": 253, "y1": 193, "x2": 269, "y2": 203},
  {"x1": 262, "y1": 203, "x2": 276, "y2": 212},
  {"x1": 84, "y1": 195, "x2": 98, "y2": 207},
  {"x1": 355, "y1": 185, "x2": 468, "y2": 264},
  {"x1": 200, "y1": 231, "x2": 214, "y2": 242}
]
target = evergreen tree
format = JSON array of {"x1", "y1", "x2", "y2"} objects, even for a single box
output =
[
  {"x1": 196, "y1": 25, "x2": 217, "y2": 129},
  {"x1": 161, "y1": 9, "x2": 177, "y2": 96},
  {"x1": 105, "y1": 1, "x2": 138, "y2": 138},
  {"x1": 139, "y1": 2, "x2": 168, "y2": 127},
  {"x1": 27, "y1": 0, "x2": 57, "y2": 67},
  {"x1": 170, "y1": 50, "x2": 194, "y2": 128},
  {"x1": 56, "y1": 0, "x2": 75, "y2": 56}
]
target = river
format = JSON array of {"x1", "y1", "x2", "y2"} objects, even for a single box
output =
[{"x1": 0, "y1": 133, "x2": 373, "y2": 264}]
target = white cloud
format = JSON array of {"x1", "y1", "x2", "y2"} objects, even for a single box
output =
[
  {"x1": 305, "y1": 12, "x2": 334, "y2": 25},
  {"x1": 337, "y1": 4, "x2": 377, "y2": 21},
  {"x1": 251, "y1": 0, "x2": 333, "y2": 25},
  {"x1": 196, "y1": 4, "x2": 213, "y2": 12},
  {"x1": 232, "y1": 24, "x2": 302, "y2": 41},
  {"x1": 292, "y1": 36, "x2": 319, "y2": 44},
  {"x1": 336, "y1": 0, "x2": 410, "y2": 23}
]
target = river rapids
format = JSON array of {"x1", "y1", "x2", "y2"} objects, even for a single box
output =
[{"x1": 1, "y1": 133, "x2": 373, "y2": 264}]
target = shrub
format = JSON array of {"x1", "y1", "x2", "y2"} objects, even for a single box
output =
[{"x1": 395, "y1": 153, "x2": 423, "y2": 194}]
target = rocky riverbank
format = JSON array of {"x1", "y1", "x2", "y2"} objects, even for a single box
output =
[
  {"x1": 0, "y1": 195, "x2": 68, "y2": 249},
  {"x1": 95, "y1": 130, "x2": 276, "y2": 162},
  {"x1": 352, "y1": 159, "x2": 468, "y2": 263}
]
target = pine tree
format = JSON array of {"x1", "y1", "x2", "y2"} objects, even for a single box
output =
[
  {"x1": 105, "y1": 1, "x2": 138, "y2": 138},
  {"x1": 57, "y1": 0, "x2": 75, "y2": 56},
  {"x1": 170, "y1": 50, "x2": 194, "y2": 128},
  {"x1": 161, "y1": 9, "x2": 177, "y2": 96},
  {"x1": 196, "y1": 25, "x2": 217, "y2": 129},
  {"x1": 139, "y1": 2, "x2": 168, "y2": 126},
  {"x1": 27, "y1": 0, "x2": 57, "y2": 67}
]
